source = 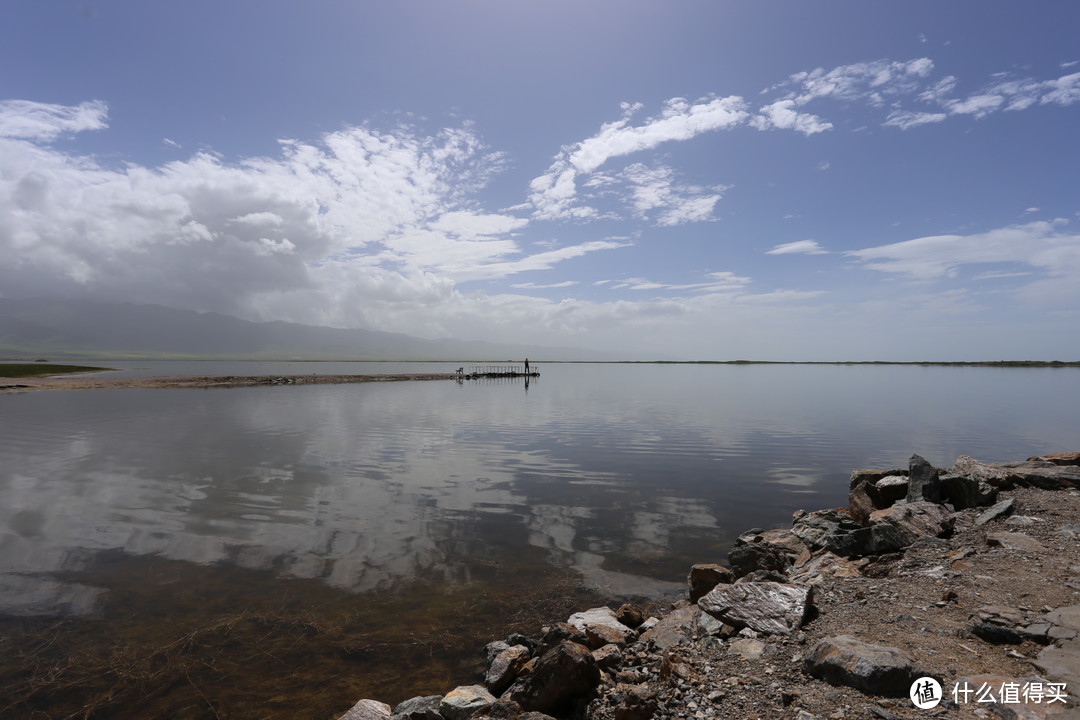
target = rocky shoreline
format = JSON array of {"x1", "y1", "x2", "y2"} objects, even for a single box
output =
[
  {"x1": 0, "y1": 372, "x2": 463, "y2": 392},
  {"x1": 339, "y1": 452, "x2": 1080, "y2": 720}
]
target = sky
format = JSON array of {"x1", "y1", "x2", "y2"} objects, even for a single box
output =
[{"x1": 2, "y1": 1, "x2": 1079, "y2": 360}]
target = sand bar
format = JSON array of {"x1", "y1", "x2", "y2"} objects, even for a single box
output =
[{"x1": 1, "y1": 372, "x2": 461, "y2": 392}]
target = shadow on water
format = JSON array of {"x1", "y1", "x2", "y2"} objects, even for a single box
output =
[{"x1": 0, "y1": 549, "x2": 609, "y2": 720}]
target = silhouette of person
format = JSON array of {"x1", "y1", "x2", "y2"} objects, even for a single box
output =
[{"x1": 525, "y1": 358, "x2": 530, "y2": 374}]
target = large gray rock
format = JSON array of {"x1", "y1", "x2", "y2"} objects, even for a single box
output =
[
  {"x1": 439, "y1": 686, "x2": 495, "y2": 720},
  {"x1": 698, "y1": 581, "x2": 813, "y2": 635},
  {"x1": 687, "y1": 563, "x2": 734, "y2": 603},
  {"x1": 988, "y1": 461, "x2": 1080, "y2": 489},
  {"x1": 638, "y1": 605, "x2": 700, "y2": 649},
  {"x1": 849, "y1": 476, "x2": 910, "y2": 525},
  {"x1": 504, "y1": 641, "x2": 601, "y2": 715},
  {"x1": 567, "y1": 607, "x2": 633, "y2": 645},
  {"x1": 1035, "y1": 642, "x2": 1080, "y2": 703},
  {"x1": 1027, "y1": 452, "x2": 1080, "y2": 467},
  {"x1": 341, "y1": 699, "x2": 393, "y2": 720},
  {"x1": 906, "y1": 454, "x2": 944, "y2": 504},
  {"x1": 486, "y1": 645, "x2": 531, "y2": 695},
  {"x1": 392, "y1": 696, "x2": 444, "y2": 720},
  {"x1": 791, "y1": 508, "x2": 863, "y2": 550},
  {"x1": 728, "y1": 541, "x2": 791, "y2": 579},
  {"x1": 975, "y1": 498, "x2": 1017, "y2": 526},
  {"x1": 941, "y1": 472, "x2": 998, "y2": 509},
  {"x1": 804, "y1": 636, "x2": 923, "y2": 697},
  {"x1": 868, "y1": 501, "x2": 954, "y2": 545},
  {"x1": 792, "y1": 507, "x2": 910, "y2": 557},
  {"x1": 849, "y1": 468, "x2": 907, "y2": 490},
  {"x1": 788, "y1": 551, "x2": 861, "y2": 584}
]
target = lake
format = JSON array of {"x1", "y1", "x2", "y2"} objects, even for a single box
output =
[{"x1": 1, "y1": 362, "x2": 1078, "y2": 718}]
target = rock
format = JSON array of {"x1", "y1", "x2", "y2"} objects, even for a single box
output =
[
  {"x1": 868, "y1": 501, "x2": 954, "y2": 545},
  {"x1": 940, "y1": 472, "x2": 998, "y2": 509},
  {"x1": 970, "y1": 622, "x2": 1025, "y2": 644},
  {"x1": 615, "y1": 604, "x2": 644, "y2": 629},
  {"x1": 687, "y1": 563, "x2": 734, "y2": 603},
  {"x1": 486, "y1": 645, "x2": 531, "y2": 695},
  {"x1": 974, "y1": 498, "x2": 1016, "y2": 526},
  {"x1": 727, "y1": 637, "x2": 766, "y2": 661},
  {"x1": 611, "y1": 683, "x2": 658, "y2": 720},
  {"x1": 756, "y1": 528, "x2": 813, "y2": 567},
  {"x1": 567, "y1": 607, "x2": 633, "y2": 646},
  {"x1": 986, "y1": 532, "x2": 1047, "y2": 552},
  {"x1": 341, "y1": 700, "x2": 393, "y2": 720},
  {"x1": 848, "y1": 481, "x2": 878, "y2": 526},
  {"x1": 1034, "y1": 642, "x2": 1080, "y2": 702},
  {"x1": 439, "y1": 686, "x2": 495, "y2": 720},
  {"x1": 638, "y1": 605, "x2": 700, "y2": 649},
  {"x1": 803, "y1": 636, "x2": 923, "y2": 697},
  {"x1": 729, "y1": 541, "x2": 791, "y2": 579},
  {"x1": 973, "y1": 605, "x2": 1026, "y2": 627},
  {"x1": 485, "y1": 641, "x2": 512, "y2": 662},
  {"x1": 988, "y1": 461, "x2": 1080, "y2": 490},
  {"x1": 788, "y1": 551, "x2": 862, "y2": 584},
  {"x1": 536, "y1": 622, "x2": 587, "y2": 655},
  {"x1": 792, "y1": 508, "x2": 862, "y2": 549},
  {"x1": 952, "y1": 455, "x2": 1011, "y2": 487},
  {"x1": 849, "y1": 477, "x2": 909, "y2": 525},
  {"x1": 592, "y1": 643, "x2": 624, "y2": 670},
  {"x1": 736, "y1": 569, "x2": 789, "y2": 583},
  {"x1": 1039, "y1": 605, "x2": 1080, "y2": 643},
  {"x1": 699, "y1": 581, "x2": 813, "y2": 636},
  {"x1": 1027, "y1": 451, "x2": 1080, "y2": 466},
  {"x1": 905, "y1": 454, "x2": 944, "y2": 504},
  {"x1": 505, "y1": 641, "x2": 600, "y2": 715},
  {"x1": 849, "y1": 468, "x2": 907, "y2": 490},
  {"x1": 392, "y1": 696, "x2": 444, "y2": 720}
]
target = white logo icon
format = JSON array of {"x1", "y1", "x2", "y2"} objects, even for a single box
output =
[{"x1": 910, "y1": 677, "x2": 942, "y2": 709}]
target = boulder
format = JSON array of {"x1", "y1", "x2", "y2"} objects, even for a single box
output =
[
  {"x1": 791, "y1": 508, "x2": 863, "y2": 550},
  {"x1": 849, "y1": 468, "x2": 907, "y2": 490},
  {"x1": 940, "y1": 472, "x2": 999, "y2": 509},
  {"x1": 952, "y1": 455, "x2": 1011, "y2": 487},
  {"x1": 638, "y1": 605, "x2": 700, "y2": 650},
  {"x1": 504, "y1": 641, "x2": 601, "y2": 715},
  {"x1": 804, "y1": 636, "x2": 923, "y2": 697},
  {"x1": 1035, "y1": 642, "x2": 1080, "y2": 703},
  {"x1": 486, "y1": 645, "x2": 531, "y2": 695},
  {"x1": 974, "y1": 498, "x2": 1016, "y2": 526},
  {"x1": 728, "y1": 541, "x2": 791, "y2": 579},
  {"x1": 988, "y1": 461, "x2": 1080, "y2": 489},
  {"x1": 793, "y1": 507, "x2": 912, "y2": 557},
  {"x1": 1027, "y1": 451, "x2": 1080, "y2": 466},
  {"x1": 849, "y1": 477, "x2": 909, "y2": 525},
  {"x1": 535, "y1": 622, "x2": 587, "y2": 655},
  {"x1": 341, "y1": 700, "x2": 393, "y2": 720},
  {"x1": 698, "y1": 581, "x2": 813, "y2": 636},
  {"x1": 868, "y1": 502, "x2": 953, "y2": 546},
  {"x1": 788, "y1": 551, "x2": 862, "y2": 584},
  {"x1": 738, "y1": 529, "x2": 812, "y2": 566},
  {"x1": 439, "y1": 686, "x2": 495, "y2": 720},
  {"x1": 392, "y1": 696, "x2": 444, "y2": 720},
  {"x1": 615, "y1": 604, "x2": 644, "y2": 629},
  {"x1": 592, "y1": 643, "x2": 624, "y2": 670},
  {"x1": 687, "y1": 563, "x2": 734, "y2": 603},
  {"x1": 567, "y1": 607, "x2": 633, "y2": 646},
  {"x1": 905, "y1": 454, "x2": 944, "y2": 504}
]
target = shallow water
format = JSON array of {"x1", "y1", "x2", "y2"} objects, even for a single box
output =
[{"x1": 1, "y1": 363, "x2": 1078, "y2": 717}]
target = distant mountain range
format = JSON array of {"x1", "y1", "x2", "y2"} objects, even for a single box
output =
[{"x1": 0, "y1": 298, "x2": 627, "y2": 361}]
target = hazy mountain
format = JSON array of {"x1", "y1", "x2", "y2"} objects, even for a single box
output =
[{"x1": 0, "y1": 298, "x2": 629, "y2": 361}]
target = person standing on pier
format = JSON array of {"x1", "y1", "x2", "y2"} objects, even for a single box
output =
[{"x1": 525, "y1": 358, "x2": 530, "y2": 374}]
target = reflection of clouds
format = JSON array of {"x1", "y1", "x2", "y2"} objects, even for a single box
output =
[
  {"x1": 0, "y1": 381, "x2": 718, "y2": 613},
  {"x1": 766, "y1": 467, "x2": 823, "y2": 490}
]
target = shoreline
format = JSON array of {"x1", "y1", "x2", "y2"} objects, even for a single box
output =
[
  {"x1": 0, "y1": 372, "x2": 464, "y2": 393},
  {"x1": 341, "y1": 453, "x2": 1080, "y2": 720}
]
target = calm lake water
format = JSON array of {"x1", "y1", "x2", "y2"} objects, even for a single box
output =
[{"x1": 1, "y1": 362, "x2": 1078, "y2": 717}]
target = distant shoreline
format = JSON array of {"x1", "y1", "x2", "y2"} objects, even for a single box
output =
[{"x1": 0, "y1": 372, "x2": 463, "y2": 393}]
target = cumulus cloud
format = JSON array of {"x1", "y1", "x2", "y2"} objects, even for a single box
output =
[
  {"x1": 766, "y1": 240, "x2": 828, "y2": 255},
  {"x1": 750, "y1": 100, "x2": 832, "y2": 135},
  {"x1": 0, "y1": 99, "x2": 109, "y2": 140},
  {"x1": 620, "y1": 163, "x2": 728, "y2": 226},
  {"x1": 0, "y1": 99, "x2": 631, "y2": 328}
]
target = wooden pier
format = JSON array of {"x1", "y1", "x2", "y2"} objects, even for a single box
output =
[{"x1": 459, "y1": 364, "x2": 540, "y2": 379}]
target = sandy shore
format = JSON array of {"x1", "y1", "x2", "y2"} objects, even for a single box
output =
[{"x1": 0, "y1": 372, "x2": 462, "y2": 392}]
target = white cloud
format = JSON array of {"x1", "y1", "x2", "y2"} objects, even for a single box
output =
[
  {"x1": 847, "y1": 221, "x2": 1080, "y2": 281},
  {"x1": 751, "y1": 100, "x2": 832, "y2": 135},
  {"x1": 883, "y1": 110, "x2": 947, "y2": 130},
  {"x1": 766, "y1": 240, "x2": 828, "y2": 255},
  {"x1": 0, "y1": 99, "x2": 109, "y2": 140},
  {"x1": 620, "y1": 163, "x2": 728, "y2": 226},
  {"x1": 510, "y1": 280, "x2": 578, "y2": 289},
  {"x1": 946, "y1": 93, "x2": 1005, "y2": 118},
  {"x1": 529, "y1": 96, "x2": 748, "y2": 221}
]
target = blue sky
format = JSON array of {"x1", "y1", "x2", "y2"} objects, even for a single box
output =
[{"x1": 2, "y1": 1, "x2": 1079, "y2": 360}]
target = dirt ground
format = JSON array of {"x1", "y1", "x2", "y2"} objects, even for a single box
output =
[{"x1": 586, "y1": 484, "x2": 1080, "y2": 720}]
